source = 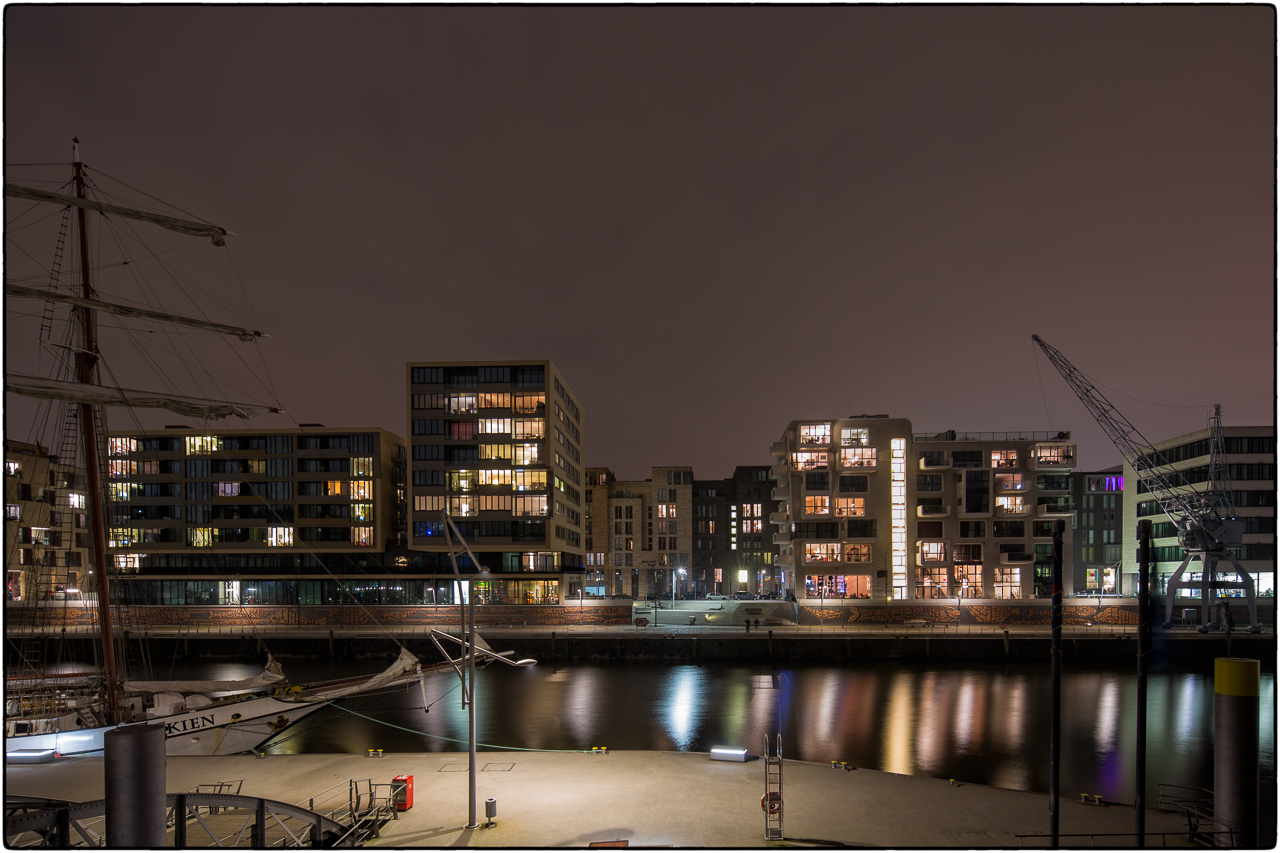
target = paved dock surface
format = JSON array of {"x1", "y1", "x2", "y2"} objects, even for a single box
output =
[{"x1": 5, "y1": 750, "x2": 1200, "y2": 848}]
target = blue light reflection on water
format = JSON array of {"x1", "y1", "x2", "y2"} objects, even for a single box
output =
[{"x1": 171, "y1": 657, "x2": 1272, "y2": 804}]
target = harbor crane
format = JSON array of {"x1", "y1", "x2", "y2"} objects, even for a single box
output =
[{"x1": 1031, "y1": 335, "x2": 1260, "y2": 632}]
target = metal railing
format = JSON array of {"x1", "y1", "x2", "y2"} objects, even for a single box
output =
[{"x1": 1013, "y1": 829, "x2": 1236, "y2": 847}]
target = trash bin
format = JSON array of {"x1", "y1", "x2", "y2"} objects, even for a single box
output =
[
  {"x1": 392, "y1": 775, "x2": 413, "y2": 810},
  {"x1": 687, "y1": 616, "x2": 696, "y2": 625}
]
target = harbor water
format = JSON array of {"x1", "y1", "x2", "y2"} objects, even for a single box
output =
[{"x1": 142, "y1": 657, "x2": 1277, "y2": 809}]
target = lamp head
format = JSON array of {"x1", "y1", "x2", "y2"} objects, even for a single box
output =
[{"x1": 515, "y1": 659, "x2": 537, "y2": 667}]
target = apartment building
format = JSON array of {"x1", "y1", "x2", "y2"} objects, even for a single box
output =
[
  {"x1": 770, "y1": 416, "x2": 1078, "y2": 601},
  {"x1": 406, "y1": 360, "x2": 586, "y2": 605},
  {"x1": 583, "y1": 465, "x2": 780, "y2": 599},
  {"x1": 100, "y1": 425, "x2": 406, "y2": 605},
  {"x1": 4, "y1": 440, "x2": 93, "y2": 601},
  {"x1": 1072, "y1": 465, "x2": 1124, "y2": 595},
  {"x1": 1121, "y1": 424, "x2": 1275, "y2": 598}
]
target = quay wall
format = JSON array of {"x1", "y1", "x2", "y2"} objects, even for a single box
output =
[{"x1": 9, "y1": 598, "x2": 1274, "y2": 631}]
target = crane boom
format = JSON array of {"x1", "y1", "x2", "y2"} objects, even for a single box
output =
[
  {"x1": 1032, "y1": 334, "x2": 1257, "y2": 632},
  {"x1": 1031, "y1": 335, "x2": 1229, "y2": 545}
]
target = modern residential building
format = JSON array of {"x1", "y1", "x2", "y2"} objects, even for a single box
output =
[
  {"x1": 4, "y1": 440, "x2": 93, "y2": 601},
  {"x1": 583, "y1": 465, "x2": 780, "y2": 600},
  {"x1": 1072, "y1": 465, "x2": 1124, "y2": 596},
  {"x1": 406, "y1": 360, "x2": 586, "y2": 605},
  {"x1": 1121, "y1": 424, "x2": 1275, "y2": 599},
  {"x1": 770, "y1": 416, "x2": 1078, "y2": 601},
  {"x1": 100, "y1": 425, "x2": 407, "y2": 605}
]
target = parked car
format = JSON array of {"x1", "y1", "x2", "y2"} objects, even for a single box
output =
[
  {"x1": 705, "y1": 593, "x2": 729, "y2": 601},
  {"x1": 609, "y1": 593, "x2": 634, "y2": 600},
  {"x1": 734, "y1": 592, "x2": 757, "y2": 601}
]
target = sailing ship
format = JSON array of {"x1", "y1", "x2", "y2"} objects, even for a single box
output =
[{"x1": 3, "y1": 140, "x2": 452, "y2": 757}]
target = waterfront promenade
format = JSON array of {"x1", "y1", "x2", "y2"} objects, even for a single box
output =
[{"x1": 5, "y1": 750, "x2": 1203, "y2": 848}]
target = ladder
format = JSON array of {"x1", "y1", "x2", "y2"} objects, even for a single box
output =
[{"x1": 763, "y1": 734, "x2": 783, "y2": 841}]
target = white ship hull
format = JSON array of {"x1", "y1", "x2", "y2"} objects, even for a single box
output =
[{"x1": 5, "y1": 695, "x2": 329, "y2": 758}]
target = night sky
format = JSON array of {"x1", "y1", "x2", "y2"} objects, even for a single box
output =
[{"x1": 4, "y1": 7, "x2": 1274, "y2": 481}]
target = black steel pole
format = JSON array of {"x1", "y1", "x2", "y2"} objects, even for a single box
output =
[
  {"x1": 1050, "y1": 519, "x2": 1064, "y2": 847},
  {"x1": 1136, "y1": 519, "x2": 1152, "y2": 845}
]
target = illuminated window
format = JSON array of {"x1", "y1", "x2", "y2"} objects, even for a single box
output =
[
  {"x1": 514, "y1": 469, "x2": 547, "y2": 491},
  {"x1": 480, "y1": 419, "x2": 512, "y2": 434},
  {"x1": 107, "y1": 527, "x2": 137, "y2": 547},
  {"x1": 480, "y1": 443, "x2": 513, "y2": 460},
  {"x1": 185, "y1": 436, "x2": 217, "y2": 455},
  {"x1": 997, "y1": 473, "x2": 1024, "y2": 491},
  {"x1": 268, "y1": 526, "x2": 294, "y2": 547},
  {"x1": 352, "y1": 526, "x2": 374, "y2": 546},
  {"x1": 352, "y1": 503, "x2": 374, "y2": 522},
  {"x1": 513, "y1": 419, "x2": 545, "y2": 439},
  {"x1": 415, "y1": 495, "x2": 446, "y2": 512},
  {"x1": 217, "y1": 482, "x2": 241, "y2": 497},
  {"x1": 918, "y1": 541, "x2": 947, "y2": 563},
  {"x1": 832, "y1": 498, "x2": 865, "y2": 517},
  {"x1": 479, "y1": 469, "x2": 512, "y2": 486},
  {"x1": 513, "y1": 393, "x2": 545, "y2": 414},
  {"x1": 68, "y1": 492, "x2": 85, "y2": 509},
  {"x1": 841, "y1": 447, "x2": 877, "y2": 468},
  {"x1": 891, "y1": 438, "x2": 906, "y2": 599},
  {"x1": 449, "y1": 470, "x2": 478, "y2": 492},
  {"x1": 804, "y1": 495, "x2": 830, "y2": 515},
  {"x1": 478, "y1": 392, "x2": 512, "y2": 409},
  {"x1": 448, "y1": 395, "x2": 478, "y2": 414},
  {"x1": 350, "y1": 480, "x2": 372, "y2": 500},
  {"x1": 996, "y1": 496, "x2": 1028, "y2": 514},
  {"x1": 327, "y1": 480, "x2": 346, "y2": 497},
  {"x1": 348, "y1": 457, "x2": 373, "y2": 478},
  {"x1": 917, "y1": 565, "x2": 949, "y2": 598},
  {"x1": 107, "y1": 460, "x2": 137, "y2": 480},
  {"x1": 187, "y1": 528, "x2": 212, "y2": 548},
  {"x1": 955, "y1": 563, "x2": 982, "y2": 597},
  {"x1": 1033, "y1": 444, "x2": 1074, "y2": 466},
  {"x1": 476, "y1": 494, "x2": 512, "y2": 511},
  {"x1": 799, "y1": 424, "x2": 832, "y2": 445},
  {"x1": 513, "y1": 443, "x2": 542, "y2": 465},
  {"x1": 840, "y1": 428, "x2": 869, "y2": 447},
  {"x1": 991, "y1": 450, "x2": 1018, "y2": 469},
  {"x1": 514, "y1": 495, "x2": 548, "y2": 517},
  {"x1": 805, "y1": 542, "x2": 841, "y2": 562},
  {"x1": 994, "y1": 566, "x2": 1021, "y2": 599},
  {"x1": 844, "y1": 543, "x2": 872, "y2": 563},
  {"x1": 5, "y1": 461, "x2": 20, "y2": 477},
  {"x1": 741, "y1": 519, "x2": 762, "y2": 533},
  {"x1": 792, "y1": 451, "x2": 828, "y2": 471},
  {"x1": 108, "y1": 437, "x2": 136, "y2": 457},
  {"x1": 450, "y1": 496, "x2": 477, "y2": 516}
]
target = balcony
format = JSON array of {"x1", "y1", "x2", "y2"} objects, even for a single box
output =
[
  {"x1": 916, "y1": 505, "x2": 952, "y2": 518},
  {"x1": 777, "y1": 552, "x2": 794, "y2": 567},
  {"x1": 995, "y1": 503, "x2": 1031, "y2": 518},
  {"x1": 773, "y1": 532, "x2": 791, "y2": 546},
  {"x1": 1037, "y1": 500, "x2": 1076, "y2": 517},
  {"x1": 997, "y1": 478, "x2": 1026, "y2": 493},
  {"x1": 770, "y1": 464, "x2": 789, "y2": 481},
  {"x1": 1032, "y1": 443, "x2": 1077, "y2": 470},
  {"x1": 770, "y1": 486, "x2": 790, "y2": 501},
  {"x1": 769, "y1": 441, "x2": 788, "y2": 458},
  {"x1": 768, "y1": 512, "x2": 790, "y2": 526},
  {"x1": 916, "y1": 553, "x2": 948, "y2": 568},
  {"x1": 1000, "y1": 550, "x2": 1035, "y2": 564},
  {"x1": 918, "y1": 457, "x2": 951, "y2": 471}
]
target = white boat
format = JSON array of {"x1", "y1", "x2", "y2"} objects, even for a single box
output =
[{"x1": 3, "y1": 141, "x2": 459, "y2": 758}]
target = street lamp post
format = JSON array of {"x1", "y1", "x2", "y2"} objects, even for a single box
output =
[{"x1": 436, "y1": 515, "x2": 537, "y2": 830}]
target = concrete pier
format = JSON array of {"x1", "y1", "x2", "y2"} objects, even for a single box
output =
[{"x1": 6, "y1": 750, "x2": 1202, "y2": 848}]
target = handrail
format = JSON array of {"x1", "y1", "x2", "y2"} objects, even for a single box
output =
[{"x1": 1013, "y1": 829, "x2": 1236, "y2": 847}]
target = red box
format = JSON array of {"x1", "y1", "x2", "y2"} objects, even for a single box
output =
[{"x1": 392, "y1": 775, "x2": 413, "y2": 810}]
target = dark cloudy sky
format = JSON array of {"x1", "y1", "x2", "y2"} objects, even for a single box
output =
[{"x1": 4, "y1": 6, "x2": 1274, "y2": 481}]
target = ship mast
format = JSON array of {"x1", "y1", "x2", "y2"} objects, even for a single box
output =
[{"x1": 71, "y1": 138, "x2": 121, "y2": 716}]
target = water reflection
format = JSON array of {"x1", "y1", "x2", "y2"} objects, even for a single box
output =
[{"x1": 155, "y1": 658, "x2": 1270, "y2": 805}]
